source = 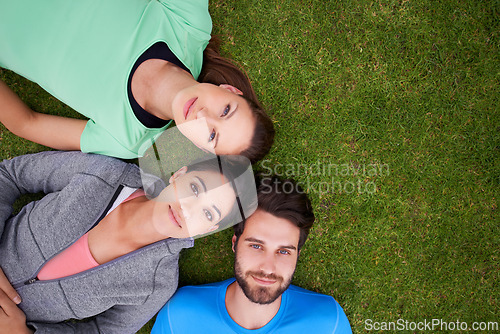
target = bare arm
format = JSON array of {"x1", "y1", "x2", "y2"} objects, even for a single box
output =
[{"x1": 0, "y1": 80, "x2": 86, "y2": 151}]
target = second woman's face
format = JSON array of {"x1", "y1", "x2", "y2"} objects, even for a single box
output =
[
  {"x1": 152, "y1": 168, "x2": 236, "y2": 238},
  {"x1": 172, "y1": 83, "x2": 256, "y2": 155}
]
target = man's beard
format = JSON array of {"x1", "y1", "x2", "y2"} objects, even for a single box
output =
[{"x1": 234, "y1": 249, "x2": 295, "y2": 305}]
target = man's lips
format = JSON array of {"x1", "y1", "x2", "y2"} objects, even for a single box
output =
[
  {"x1": 168, "y1": 205, "x2": 182, "y2": 228},
  {"x1": 251, "y1": 275, "x2": 277, "y2": 286},
  {"x1": 183, "y1": 97, "x2": 197, "y2": 120}
]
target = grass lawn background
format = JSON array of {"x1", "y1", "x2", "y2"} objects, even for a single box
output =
[{"x1": 1, "y1": 0, "x2": 498, "y2": 333}]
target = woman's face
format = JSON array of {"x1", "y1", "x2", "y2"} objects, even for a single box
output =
[
  {"x1": 152, "y1": 167, "x2": 236, "y2": 238},
  {"x1": 172, "y1": 83, "x2": 256, "y2": 155}
]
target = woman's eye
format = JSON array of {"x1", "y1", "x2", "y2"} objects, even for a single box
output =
[
  {"x1": 208, "y1": 129, "x2": 216, "y2": 142},
  {"x1": 190, "y1": 183, "x2": 199, "y2": 196},
  {"x1": 221, "y1": 105, "x2": 230, "y2": 117},
  {"x1": 204, "y1": 209, "x2": 213, "y2": 221}
]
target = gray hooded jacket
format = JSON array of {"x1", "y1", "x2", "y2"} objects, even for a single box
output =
[{"x1": 0, "y1": 151, "x2": 193, "y2": 333}]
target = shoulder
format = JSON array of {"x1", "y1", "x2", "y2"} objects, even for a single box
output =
[
  {"x1": 9, "y1": 150, "x2": 133, "y2": 178},
  {"x1": 169, "y1": 279, "x2": 230, "y2": 306},
  {"x1": 284, "y1": 285, "x2": 352, "y2": 333},
  {"x1": 52, "y1": 151, "x2": 143, "y2": 189},
  {"x1": 153, "y1": 279, "x2": 232, "y2": 332},
  {"x1": 159, "y1": 0, "x2": 210, "y2": 17},
  {"x1": 159, "y1": 0, "x2": 211, "y2": 32},
  {"x1": 74, "y1": 151, "x2": 139, "y2": 181},
  {"x1": 286, "y1": 285, "x2": 339, "y2": 314}
]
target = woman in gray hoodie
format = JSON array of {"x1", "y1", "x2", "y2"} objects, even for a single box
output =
[{"x1": 0, "y1": 150, "x2": 256, "y2": 333}]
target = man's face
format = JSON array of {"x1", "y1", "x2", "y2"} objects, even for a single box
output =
[{"x1": 232, "y1": 209, "x2": 300, "y2": 304}]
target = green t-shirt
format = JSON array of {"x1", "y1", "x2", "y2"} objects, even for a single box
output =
[{"x1": 0, "y1": 0, "x2": 212, "y2": 158}]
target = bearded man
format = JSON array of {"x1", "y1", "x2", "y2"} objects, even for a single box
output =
[{"x1": 152, "y1": 175, "x2": 352, "y2": 333}]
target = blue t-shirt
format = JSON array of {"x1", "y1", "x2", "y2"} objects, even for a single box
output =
[{"x1": 152, "y1": 278, "x2": 352, "y2": 334}]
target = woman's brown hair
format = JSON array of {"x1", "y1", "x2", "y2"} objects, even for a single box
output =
[{"x1": 198, "y1": 37, "x2": 275, "y2": 164}]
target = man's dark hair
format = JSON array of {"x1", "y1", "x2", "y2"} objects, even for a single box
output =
[{"x1": 233, "y1": 174, "x2": 315, "y2": 250}]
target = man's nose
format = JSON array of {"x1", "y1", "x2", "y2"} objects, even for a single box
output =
[{"x1": 259, "y1": 252, "x2": 277, "y2": 275}]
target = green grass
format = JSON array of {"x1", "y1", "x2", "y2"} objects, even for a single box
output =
[{"x1": 1, "y1": 0, "x2": 498, "y2": 333}]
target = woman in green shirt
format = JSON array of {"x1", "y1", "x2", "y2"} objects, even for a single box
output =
[{"x1": 0, "y1": 0, "x2": 274, "y2": 163}]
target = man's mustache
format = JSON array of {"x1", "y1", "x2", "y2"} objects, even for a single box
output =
[{"x1": 246, "y1": 271, "x2": 283, "y2": 283}]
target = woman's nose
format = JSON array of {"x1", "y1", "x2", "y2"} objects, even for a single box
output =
[
  {"x1": 179, "y1": 197, "x2": 198, "y2": 222},
  {"x1": 196, "y1": 108, "x2": 208, "y2": 120}
]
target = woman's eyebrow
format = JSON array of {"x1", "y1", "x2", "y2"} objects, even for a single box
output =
[
  {"x1": 195, "y1": 176, "x2": 207, "y2": 192},
  {"x1": 214, "y1": 134, "x2": 219, "y2": 149},
  {"x1": 212, "y1": 205, "x2": 221, "y2": 221}
]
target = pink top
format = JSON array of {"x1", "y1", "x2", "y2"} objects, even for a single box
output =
[
  {"x1": 37, "y1": 232, "x2": 98, "y2": 280},
  {"x1": 38, "y1": 189, "x2": 145, "y2": 280}
]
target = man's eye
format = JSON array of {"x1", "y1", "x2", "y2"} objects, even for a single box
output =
[
  {"x1": 204, "y1": 209, "x2": 213, "y2": 221},
  {"x1": 250, "y1": 244, "x2": 261, "y2": 250},
  {"x1": 190, "y1": 183, "x2": 199, "y2": 196},
  {"x1": 278, "y1": 249, "x2": 290, "y2": 255},
  {"x1": 208, "y1": 130, "x2": 216, "y2": 142},
  {"x1": 221, "y1": 105, "x2": 230, "y2": 117}
]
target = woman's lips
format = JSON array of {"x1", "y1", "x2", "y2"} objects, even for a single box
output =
[
  {"x1": 183, "y1": 97, "x2": 197, "y2": 119},
  {"x1": 168, "y1": 206, "x2": 182, "y2": 228}
]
